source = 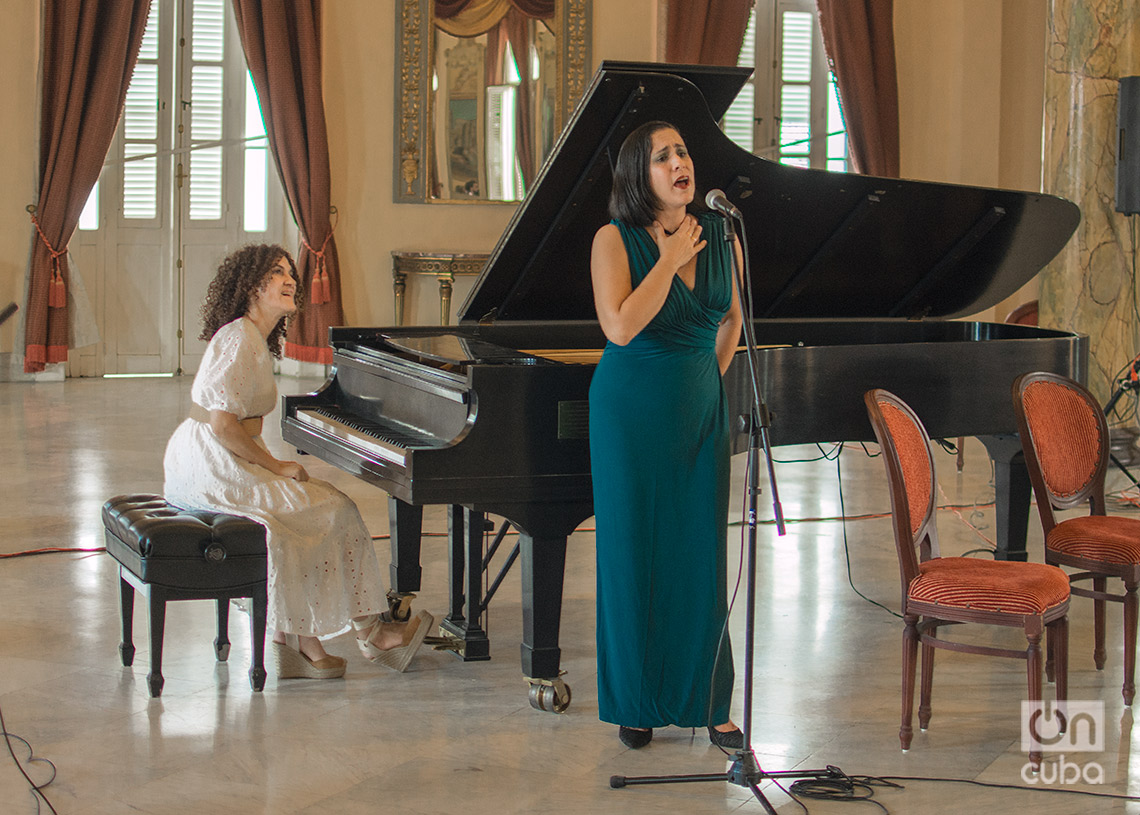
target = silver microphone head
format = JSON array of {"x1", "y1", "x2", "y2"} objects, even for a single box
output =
[{"x1": 705, "y1": 188, "x2": 741, "y2": 218}]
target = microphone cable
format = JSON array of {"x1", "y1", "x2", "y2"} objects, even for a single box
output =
[{"x1": 0, "y1": 697, "x2": 58, "y2": 815}]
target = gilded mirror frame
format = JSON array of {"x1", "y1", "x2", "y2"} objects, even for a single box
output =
[{"x1": 393, "y1": 0, "x2": 592, "y2": 203}]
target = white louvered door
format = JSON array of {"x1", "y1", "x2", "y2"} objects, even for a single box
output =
[
  {"x1": 721, "y1": 0, "x2": 848, "y2": 172},
  {"x1": 71, "y1": 0, "x2": 287, "y2": 377}
]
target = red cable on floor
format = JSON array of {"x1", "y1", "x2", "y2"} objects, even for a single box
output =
[{"x1": 0, "y1": 547, "x2": 106, "y2": 559}]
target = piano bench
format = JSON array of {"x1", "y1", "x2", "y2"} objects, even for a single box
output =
[{"x1": 101, "y1": 494, "x2": 268, "y2": 698}]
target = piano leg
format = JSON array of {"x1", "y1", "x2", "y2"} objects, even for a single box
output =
[
  {"x1": 520, "y1": 532, "x2": 571, "y2": 712},
  {"x1": 386, "y1": 496, "x2": 422, "y2": 621},
  {"x1": 978, "y1": 434, "x2": 1031, "y2": 562},
  {"x1": 439, "y1": 505, "x2": 491, "y2": 660}
]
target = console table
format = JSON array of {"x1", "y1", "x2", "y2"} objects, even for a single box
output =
[{"x1": 391, "y1": 252, "x2": 488, "y2": 326}]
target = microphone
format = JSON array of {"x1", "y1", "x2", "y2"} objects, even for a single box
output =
[{"x1": 705, "y1": 188, "x2": 741, "y2": 219}]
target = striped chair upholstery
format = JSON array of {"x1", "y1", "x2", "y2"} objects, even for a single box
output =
[
  {"x1": 1013, "y1": 372, "x2": 1140, "y2": 705},
  {"x1": 865, "y1": 389, "x2": 1069, "y2": 770}
]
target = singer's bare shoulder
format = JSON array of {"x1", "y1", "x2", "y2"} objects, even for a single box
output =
[
  {"x1": 593, "y1": 221, "x2": 621, "y2": 242},
  {"x1": 591, "y1": 222, "x2": 625, "y2": 260},
  {"x1": 591, "y1": 223, "x2": 631, "y2": 288}
]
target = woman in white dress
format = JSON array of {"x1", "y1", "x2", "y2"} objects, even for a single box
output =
[{"x1": 164, "y1": 244, "x2": 432, "y2": 679}]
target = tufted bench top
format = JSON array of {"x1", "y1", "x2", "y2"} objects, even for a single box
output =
[{"x1": 103, "y1": 494, "x2": 267, "y2": 590}]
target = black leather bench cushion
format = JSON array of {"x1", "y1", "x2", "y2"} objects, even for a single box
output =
[{"x1": 103, "y1": 494, "x2": 267, "y2": 589}]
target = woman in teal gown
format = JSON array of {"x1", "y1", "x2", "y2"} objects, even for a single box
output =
[{"x1": 589, "y1": 121, "x2": 744, "y2": 749}]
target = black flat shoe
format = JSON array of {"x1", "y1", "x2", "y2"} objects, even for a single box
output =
[
  {"x1": 619, "y1": 726, "x2": 653, "y2": 749},
  {"x1": 707, "y1": 725, "x2": 743, "y2": 749}
]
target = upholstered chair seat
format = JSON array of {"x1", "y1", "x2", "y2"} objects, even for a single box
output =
[
  {"x1": 910, "y1": 558, "x2": 1072, "y2": 614},
  {"x1": 1047, "y1": 516, "x2": 1140, "y2": 565}
]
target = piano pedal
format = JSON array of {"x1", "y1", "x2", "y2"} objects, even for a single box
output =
[
  {"x1": 423, "y1": 634, "x2": 464, "y2": 653},
  {"x1": 381, "y1": 590, "x2": 417, "y2": 623},
  {"x1": 526, "y1": 671, "x2": 571, "y2": 714}
]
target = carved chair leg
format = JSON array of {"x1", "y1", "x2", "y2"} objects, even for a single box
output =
[
  {"x1": 918, "y1": 629, "x2": 936, "y2": 730},
  {"x1": 1123, "y1": 582, "x2": 1137, "y2": 706},
  {"x1": 1094, "y1": 576, "x2": 1107, "y2": 670},
  {"x1": 900, "y1": 616, "x2": 919, "y2": 750},
  {"x1": 1026, "y1": 631, "x2": 1043, "y2": 770},
  {"x1": 1054, "y1": 616, "x2": 1069, "y2": 715}
]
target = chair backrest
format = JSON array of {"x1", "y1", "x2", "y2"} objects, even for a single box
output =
[
  {"x1": 1012, "y1": 371, "x2": 1108, "y2": 534},
  {"x1": 864, "y1": 389, "x2": 940, "y2": 604},
  {"x1": 1005, "y1": 300, "x2": 1039, "y2": 326}
]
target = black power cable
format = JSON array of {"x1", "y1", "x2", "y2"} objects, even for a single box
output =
[{"x1": 1, "y1": 697, "x2": 58, "y2": 814}]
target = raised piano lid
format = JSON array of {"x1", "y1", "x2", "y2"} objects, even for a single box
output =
[{"x1": 456, "y1": 61, "x2": 1080, "y2": 325}]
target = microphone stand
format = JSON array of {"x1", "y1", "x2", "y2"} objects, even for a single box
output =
[
  {"x1": 1104, "y1": 354, "x2": 1140, "y2": 489},
  {"x1": 609, "y1": 210, "x2": 845, "y2": 811}
]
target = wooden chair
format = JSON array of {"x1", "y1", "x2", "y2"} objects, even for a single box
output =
[
  {"x1": 865, "y1": 389, "x2": 1070, "y2": 768},
  {"x1": 1012, "y1": 372, "x2": 1140, "y2": 704}
]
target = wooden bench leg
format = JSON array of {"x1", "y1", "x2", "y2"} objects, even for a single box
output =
[
  {"x1": 214, "y1": 599, "x2": 231, "y2": 662},
  {"x1": 147, "y1": 588, "x2": 167, "y2": 698},
  {"x1": 249, "y1": 584, "x2": 267, "y2": 692},
  {"x1": 118, "y1": 572, "x2": 136, "y2": 667}
]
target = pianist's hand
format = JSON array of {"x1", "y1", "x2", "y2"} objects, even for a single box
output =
[{"x1": 275, "y1": 460, "x2": 310, "y2": 482}]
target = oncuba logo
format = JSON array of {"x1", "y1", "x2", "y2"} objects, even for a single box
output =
[{"x1": 1020, "y1": 701, "x2": 1105, "y2": 785}]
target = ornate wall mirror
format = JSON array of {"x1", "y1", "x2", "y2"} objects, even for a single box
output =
[{"x1": 394, "y1": 0, "x2": 592, "y2": 203}]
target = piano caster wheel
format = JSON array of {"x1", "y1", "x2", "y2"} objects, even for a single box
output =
[
  {"x1": 527, "y1": 674, "x2": 571, "y2": 713},
  {"x1": 382, "y1": 591, "x2": 416, "y2": 623}
]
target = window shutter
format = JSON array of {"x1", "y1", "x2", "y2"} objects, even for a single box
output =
[
  {"x1": 722, "y1": 11, "x2": 757, "y2": 153},
  {"x1": 188, "y1": 0, "x2": 225, "y2": 220},
  {"x1": 120, "y1": 2, "x2": 161, "y2": 221}
]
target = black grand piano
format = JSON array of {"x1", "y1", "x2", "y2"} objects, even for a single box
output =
[{"x1": 283, "y1": 61, "x2": 1086, "y2": 712}]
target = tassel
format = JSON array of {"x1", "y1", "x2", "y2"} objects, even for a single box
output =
[
  {"x1": 48, "y1": 273, "x2": 66, "y2": 309},
  {"x1": 310, "y1": 270, "x2": 330, "y2": 305}
]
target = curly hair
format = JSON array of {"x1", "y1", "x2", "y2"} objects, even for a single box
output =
[{"x1": 198, "y1": 244, "x2": 302, "y2": 358}]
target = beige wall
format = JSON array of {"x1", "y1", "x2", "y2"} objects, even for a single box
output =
[
  {"x1": 325, "y1": 1, "x2": 660, "y2": 329},
  {"x1": 0, "y1": 0, "x2": 38, "y2": 354},
  {"x1": 895, "y1": 0, "x2": 1049, "y2": 322},
  {"x1": 0, "y1": 0, "x2": 1058, "y2": 355}
]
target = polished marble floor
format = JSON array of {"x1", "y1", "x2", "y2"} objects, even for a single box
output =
[{"x1": 1, "y1": 374, "x2": 1139, "y2": 814}]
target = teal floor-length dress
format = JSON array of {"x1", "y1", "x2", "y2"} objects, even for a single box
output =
[{"x1": 590, "y1": 211, "x2": 735, "y2": 728}]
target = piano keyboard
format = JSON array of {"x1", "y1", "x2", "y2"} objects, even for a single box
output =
[{"x1": 294, "y1": 407, "x2": 447, "y2": 467}]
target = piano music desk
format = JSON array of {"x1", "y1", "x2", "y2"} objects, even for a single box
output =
[{"x1": 391, "y1": 252, "x2": 488, "y2": 326}]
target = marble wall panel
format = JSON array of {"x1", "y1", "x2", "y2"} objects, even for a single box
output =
[{"x1": 1041, "y1": 0, "x2": 1140, "y2": 401}]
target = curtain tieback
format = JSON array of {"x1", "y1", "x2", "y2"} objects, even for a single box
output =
[
  {"x1": 30, "y1": 213, "x2": 67, "y2": 309},
  {"x1": 301, "y1": 211, "x2": 339, "y2": 305}
]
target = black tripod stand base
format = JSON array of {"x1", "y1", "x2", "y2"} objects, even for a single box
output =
[
  {"x1": 609, "y1": 751, "x2": 844, "y2": 814},
  {"x1": 611, "y1": 771, "x2": 727, "y2": 789}
]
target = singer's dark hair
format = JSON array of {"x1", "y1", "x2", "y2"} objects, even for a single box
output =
[{"x1": 609, "y1": 120, "x2": 703, "y2": 227}]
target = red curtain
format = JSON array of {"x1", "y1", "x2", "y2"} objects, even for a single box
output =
[
  {"x1": 24, "y1": 0, "x2": 151, "y2": 373},
  {"x1": 486, "y1": 10, "x2": 539, "y2": 187},
  {"x1": 665, "y1": 0, "x2": 753, "y2": 66},
  {"x1": 232, "y1": 0, "x2": 344, "y2": 365},
  {"x1": 436, "y1": 0, "x2": 473, "y2": 17},
  {"x1": 436, "y1": 1, "x2": 554, "y2": 20},
  {"x1": 816, "y1": 0, "x2": 900, "y2": 177}
]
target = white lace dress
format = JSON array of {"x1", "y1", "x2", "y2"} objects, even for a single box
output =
[{"x1": 163, "y1": 317, "x2": 385, "y2": 637}]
